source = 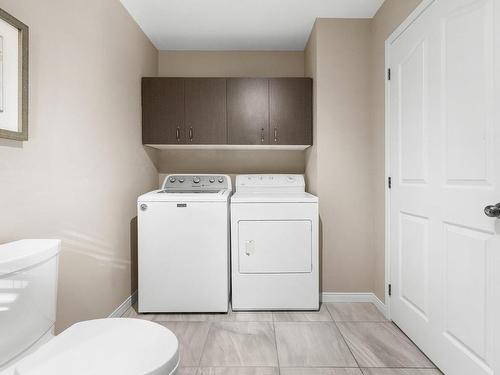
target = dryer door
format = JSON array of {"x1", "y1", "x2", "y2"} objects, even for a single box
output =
[{"x1": 238, "y1": 220, "x2": 312, "y2": 274}]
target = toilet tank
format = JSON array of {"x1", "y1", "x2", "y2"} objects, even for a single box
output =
[{"x1": 0, "y1": 239, "x2": 61, "y2": 368}]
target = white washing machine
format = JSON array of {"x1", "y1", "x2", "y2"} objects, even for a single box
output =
[
  {"x1": 138, "y1": 174, "x2": 231, "y2": 313},
  {"x1": 230, "y1": 174, "x2": 319, "y2": 310}
]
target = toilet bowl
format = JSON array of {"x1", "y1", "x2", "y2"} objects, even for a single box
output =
[{"x1": 0, "y1": 240, "x2": 179, "y2": 374}]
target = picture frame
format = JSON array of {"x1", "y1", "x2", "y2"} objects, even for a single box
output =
[{"x1": 0, "y1": 8, "x2": 28, "y2": 141}]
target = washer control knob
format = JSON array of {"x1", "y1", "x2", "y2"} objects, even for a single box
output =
[
  {"x1": 169, "y1": 177, "x2": 176, "y2": 183},
  {"x1": 218, "y1": 177, "x2": 224, "y2": 183},
  {"x1": 178, "y1": 178, "x2": 184, "y2": 183},
  {"x1": 209, "y1": 177, "x2": 215, "y2": 183},
  {"x1": 193, "y1": 176, "x2": 201, "y2": 184}
]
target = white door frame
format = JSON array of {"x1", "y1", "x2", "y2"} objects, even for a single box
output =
[{"x1": 384, "y1": 0, "x2": 436, "y2": 320}]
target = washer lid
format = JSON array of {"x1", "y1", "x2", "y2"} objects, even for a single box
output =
[
  {"x1": 231, "y1": 191, "x2": 318, "y2": 203},
  {"x1": 13, "y1": 319, "x2": 179, "y2": 375}
]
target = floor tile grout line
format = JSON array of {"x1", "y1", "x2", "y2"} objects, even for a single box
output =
[
  {"x1": 332, "y1": 319, "x2": 361, "y2": 369},
  {"x1": 390, "y1": 321, "x2": 439, "y2": 370},
  {"x1": 326, "y1": 308, "x2": 363, "y2": 371},
  {"x1": 281, "y1": 365, "x2": 364, "y2": 369},
  {"x1": 272, "y1": 317, "x2": 282, "y2": 375},
  {"x1": 324, "y1": 302, "x2": 336, "y2": 322},
  {"x1": 336, "y1": 321, "x2": 439, "y2": 371},
  {"x1": 360, "y1": 366, "x2": 439, "y2": 371},
  {"x1": 324, "y1": 301, "x2": 388, "y2": 323},
  {"x1": 196, "y1": 321, "x2": 213, "y2": 368}
]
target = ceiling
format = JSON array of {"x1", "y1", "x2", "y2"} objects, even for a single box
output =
[{"x1": 120, "y1": 0, "x2": 385, "y2": 51}]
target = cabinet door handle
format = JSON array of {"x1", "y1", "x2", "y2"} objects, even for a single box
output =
[
  {"x1": 189, "y1": 127, "x2": 193, "y2": 142},
  {"x1": 260, "y1": 128, "x2": 265, "y2": 144},
  {"x1": 176, "y1": 127, "x2": 180, "y2": 142},
  {"x1": 274, "y1": 127, "x2": 278, "y2": 143}
]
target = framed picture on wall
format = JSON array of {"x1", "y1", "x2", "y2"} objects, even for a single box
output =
[{"x1": 0, "y1": 8, "x2": 28, "y2": 141}]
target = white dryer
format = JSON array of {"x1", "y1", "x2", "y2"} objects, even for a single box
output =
[
  {"x1": 138, "y1": 174, "x2": 231, "y2": 313},
  {"x1": 230, "y1": 174, "x2": 319, "y2": 310}
]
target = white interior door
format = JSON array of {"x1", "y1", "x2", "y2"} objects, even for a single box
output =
[{"x1": 388, "y1": 0, "x2": 500, "y2": 374}]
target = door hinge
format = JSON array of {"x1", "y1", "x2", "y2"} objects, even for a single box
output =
[
  {"x1": 387, "y1": 68, "x2": 391, "y2": 80},
  {"x1": 388, "y1": 284, "x2": 392, "y2": 297},
  {"x1": 388, "y1": 176, "x2": 392, "y2": 189}
]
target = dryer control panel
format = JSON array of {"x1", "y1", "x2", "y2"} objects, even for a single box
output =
[{"x1": 235, "y1": 174, "x2": 305, "y2": 193}]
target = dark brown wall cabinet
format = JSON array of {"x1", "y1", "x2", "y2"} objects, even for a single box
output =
[
  {"x1": 185, "y1": 78, "x2": 227, "y2": 144},
  {"x1": 227, "y1": 78, "x2": 269, "y2": 145},
  {"x1": 142, "y1": 78, "x2": 184, "y2": 144},
  {"x1": 142, "y1": 78, "x2": 226, "y2": 144},
  {"x1": 142, "y1": 77, "x2": 312, "y2": 146},
  {"x1": 270, "y1": 78, "x2": 312, "y2": 145}
]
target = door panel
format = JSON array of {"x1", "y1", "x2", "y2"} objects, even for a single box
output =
[
  {"x1": 142, "y1": 78, "x2": 184, "y2": 144},
  {"x1": 399, "y1": 212, "x2": 429, "y2": 319},
  {"x1": 269, "y1": 78, "x2": 312, "y2": 145},
  {"x1": 238, "y1": 220, "x2": 312, "y2": 274},
  {"x1": 227, "y1": 78, "x2": 269, "y2": 145},
  {"x1": 389, "y1": 0, "x2": 500, "y2": 374},
  {"x1": 443, "y1": 0, "x2": 493, "y2": 183},
  {"x1": 185, "y1": 78, "x2": 227, "y2": 144},
  {"x1": 444, "y1": 224, "x2": 490, "y2": 361},
  {"x1": 400, "y1": 40, "x2": 427, "y2": 183}
]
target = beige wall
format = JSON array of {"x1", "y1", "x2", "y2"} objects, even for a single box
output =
[
  {"x1": 304, "y1": 25, "x2": 318, "y2": 195},
  {"x1": 159, "y1": 51, "x2": 304, "y2": 77},
  {"x1": 370, "y1": 0, "x2": 423, "y2": 301},
  {"x1": 305, "y1": 19, "x2": 374, "y2": 294},
  {"x1": 304, "y1": 1, "x2": 423, "y2": 299},
  {"x1": 0, "y1": 0, "x2": 159, "y2": 332},
  {"x1": 158, "y1": 150, "x2": 306, "y2": 189},
  {"x1": 157, "y1": 51, "x2": 306, "y2": 176},
  {"x1": 158, "y1": 150, "x2": 305, "y2": 176}
]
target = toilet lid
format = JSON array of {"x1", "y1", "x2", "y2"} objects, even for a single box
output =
[{"x1": 13, "y1": 318, "x2": 179, "y2": 375}]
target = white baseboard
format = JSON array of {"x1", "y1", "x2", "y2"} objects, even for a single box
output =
[
  {"x1": 108, "y1": 291, "x2": 138, "y2": 318},
  {"x1": 321, "y1": 292, "x2": 388, "y2": 318},
  {"x1": 108, "y1": 291, "x2": 388, "y2": 319}
]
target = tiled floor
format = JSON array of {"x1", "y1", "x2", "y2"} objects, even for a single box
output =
[{"x1": 121, "y1": 302, "x2": 441, "y2": 375}]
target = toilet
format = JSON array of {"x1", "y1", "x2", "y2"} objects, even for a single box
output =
[{"x1": 0, "y1": 239, "x2": 179, "y2": 374}]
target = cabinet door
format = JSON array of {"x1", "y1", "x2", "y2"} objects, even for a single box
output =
[
  {"x1": 227, "y1": 78, "x2": 269, "y2": 145},
  {"x1": 269, "y1": 78, "x2": 312, "y2": 145},
  {"x1": 185, "y1": 78, "x2": 227, "y2": 144},
  {"x1": 142, "y1": 78, "x2": 185, "y2": 144}
]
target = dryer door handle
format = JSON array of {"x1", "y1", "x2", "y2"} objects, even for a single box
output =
[{"x1": 245, "y1": 240, "x2": 255, "y2": 256}]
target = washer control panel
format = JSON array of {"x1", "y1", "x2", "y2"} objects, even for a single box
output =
[{"x1": 162, "y1": 175, "x2": 230, "y2": 192}]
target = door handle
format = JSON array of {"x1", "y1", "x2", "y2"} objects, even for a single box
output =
[
  {"x1": 260, "y1": 128, "x2": 265, "y2": 144},
  {"x1": 273, "y1": 127, "x2": 278, "y2": 143},
  {"x1": 176, "y1": 127, "x2": 180, "y2": 142},
  {"x1": 484, "y1": 203, "x2": 500, "y2": 218},
  {"x1": 189, "y1": 127, "x2": 193, "y2": 142}
]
